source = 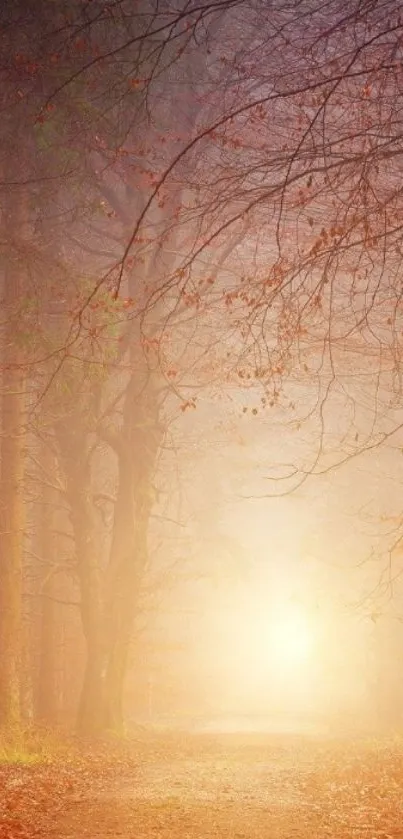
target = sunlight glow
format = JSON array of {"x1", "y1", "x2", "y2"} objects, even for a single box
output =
[
  {"x1": 202, "y1": 589, "x2": 330, "y2": 716},
  {"x1": 267, "y1": 608, "x2": 315, "y2": 670}
]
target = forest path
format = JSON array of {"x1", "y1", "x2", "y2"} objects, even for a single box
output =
[{"x1": 2, "y1": 732, "x2": 403, "y2": 838}]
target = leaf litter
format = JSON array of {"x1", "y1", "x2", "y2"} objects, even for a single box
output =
[{"x1": 1, "y1": 732, "x2": 403, "y2": 838}]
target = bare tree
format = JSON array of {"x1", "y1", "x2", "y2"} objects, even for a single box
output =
[{"x1": 4, "y1": 0, "x2": 403, "y2": 733}]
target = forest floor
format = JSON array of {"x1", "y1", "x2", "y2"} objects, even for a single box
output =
[{"x1": 1, "y1": 730, "x2": 403, "y2": 838}]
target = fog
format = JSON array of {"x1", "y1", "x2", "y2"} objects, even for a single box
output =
[{"x1": 125, "y1": 401, "x2": 403, "y2": 734}]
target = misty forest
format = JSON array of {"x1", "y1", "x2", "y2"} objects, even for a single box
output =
[{"x1": 2, "y1": 1, "x2": 403, "y2": 837}]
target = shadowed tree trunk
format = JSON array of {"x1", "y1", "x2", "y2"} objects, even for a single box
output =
[
  {"x1": 103, "y1": 366, "x2": 163, "y2": 731},
  {"x1": 36, "y1": 441, "x2": 59, "y2": 724},
  {"x1": 55, "y1": 419, "x2": 105, "y2": 735},
  {"x1": 0, "y1": 182, "x2": 28, "y2": 728}
]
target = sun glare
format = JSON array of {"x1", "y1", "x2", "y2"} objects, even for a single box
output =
[
  {"x1": 267, "y1": 608, "x2": 315, "y2": 670},
  {"x1": 206, "y1": 593, "x2": 322, "y2": 711}
]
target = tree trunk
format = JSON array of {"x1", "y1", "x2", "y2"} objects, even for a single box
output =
[
  {"x1": 74, "y1": 497, "x2": 105, "y2": 735},
  {"x1": 103, "y1": 451, "x2": 138, "y2": 731},
  {"x1": 104, "y1": 518, "x2": 148, "y2": 731},
  {"x1": 36, "y1": 442, "x2": 59, "y2": 724},
  {"x1": 0, "y1": 195, "x2": 27, "y2": 728},
  {"x1": 103, "y1": 369, "x2": 161, "y2": 731},
  {"x1": 56, "y1": 422, "x2": 105, "y2": 735},
  {"x1": 37, "y1": 578, "x2": 58, "y2": 724},
  {"x1": 71, "y1": 496, "x2": 105, "y2": 734}
]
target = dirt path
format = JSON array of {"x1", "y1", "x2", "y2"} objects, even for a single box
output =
[{"x1": 2, "y1": 733, "x2": 403, "y2": 838}]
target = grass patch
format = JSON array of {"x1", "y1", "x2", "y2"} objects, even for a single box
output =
[{"x1": 0, "y1": 724, "x2": 73, "y2": 764}]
